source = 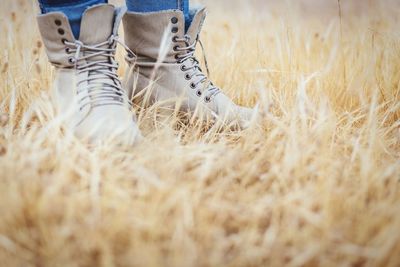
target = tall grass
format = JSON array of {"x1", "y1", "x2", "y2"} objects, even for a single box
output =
[{"x1": 0, "y1": 0, "x2": 399, "y2": 266}]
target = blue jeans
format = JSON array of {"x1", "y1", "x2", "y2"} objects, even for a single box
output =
[
  {"x1": 126, "y1": 0, "x2": 190, "y2": 31},
  {"x1": 38, "y1": 0, "x2": 190, "y2": 39}
]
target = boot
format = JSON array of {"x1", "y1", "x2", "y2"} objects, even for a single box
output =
[
  {"x1": 122, "y1": 7, "x2": 255, "y2": 128},
  {"x1": 37, "y1": 4, "x2": 141, "y2": 144}
]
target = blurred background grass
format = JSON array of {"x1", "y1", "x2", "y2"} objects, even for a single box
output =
[{"x1": 0, "y1": 0, "x2": 399, "y2": 267}]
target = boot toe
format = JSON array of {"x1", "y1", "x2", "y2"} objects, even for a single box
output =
[
  {"x1": 75, "y1": 107, "x2": 142, "y2": 145},
  {"x1": 236, "y1": 106, "x2": 255, "y2": 129}
]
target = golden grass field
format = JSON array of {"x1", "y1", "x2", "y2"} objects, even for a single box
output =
[{"x1": 1, "y1": 0, "x2": 400, "y2": 266}]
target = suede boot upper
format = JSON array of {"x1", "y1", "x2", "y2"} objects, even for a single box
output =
[
  {"x1": 37, "y1": 4, "x2": 141, "y2": 144},
  {"x1": 123, "y1": 7, "x2": 254, "y2": 128}
]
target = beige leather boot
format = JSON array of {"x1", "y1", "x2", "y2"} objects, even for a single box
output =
[
  {"x1": 37, "y1": 4, "x2": 141, "y2": 144},
  {"x1": 123, "y1": 7, "x2": 255, "y2": 128}
]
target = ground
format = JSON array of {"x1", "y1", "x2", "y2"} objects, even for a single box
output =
[{"x1": 0, "y1": 0, "x2": 400, "y2": 266}]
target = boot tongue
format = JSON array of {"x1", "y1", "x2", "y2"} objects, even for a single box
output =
[
  {"x1": 79, "y1": 4, "x2": 115, "y2": 44},
  {"x1": 186, "y1": 7, "x2": 207, "y2": 43},
  {"x1": 78, "y1": 4, "x2": 119, "y2": 101}
]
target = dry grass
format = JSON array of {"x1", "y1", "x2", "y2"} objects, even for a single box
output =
[{"x1": 1, "y1": 0, "x2": 400, "y2": 266}]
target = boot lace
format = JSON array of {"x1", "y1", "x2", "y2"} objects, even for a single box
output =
[
  {"x1": 173, "y1": 35, "x2": 221, "y2": 102},
  {"x1": 64, "y1": 35, "x2": 132, "y2": 110}
]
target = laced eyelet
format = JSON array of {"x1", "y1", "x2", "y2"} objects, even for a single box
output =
[
  {"x1": 62, "y1": 38, "x2": 68, "y2": 44},
  {"x1": 190, "y1": 83, "x2": 196, "y2": 89},
  {"x1": 172, "y1": 36, "x2": 178, "y2": 42},
  {"x1": 175, "y1": 54, "x2": 180, "y2": 60},
  {"x1": 180, "y1": 65, "x2": 186, "y2": 71},
  {"x1": 65, "y1": 47, "x2": 71, "y2": 54},
  {"x1": 68, "y1": 57, "x2": 75, "y2": 64},
  {"x1": 196, "y1": 91, "x2": 202, "y2": 97},
  {"x1": 173, "y1": 45, "x2": 180, "y2": 52},
  {"x1": 205, "y1": 96, "x2": 211, "y2": 103},
  {"x1": 185, "y1": 74, "x2": 191, "y2": 80}
]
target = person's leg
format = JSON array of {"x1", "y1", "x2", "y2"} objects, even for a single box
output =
[
  {"x1": 125, "y1": 0, "x2": 191, "y2": 31},
  {"x1": 37, "y1": 0, "x2": 107, "y2": 39}
]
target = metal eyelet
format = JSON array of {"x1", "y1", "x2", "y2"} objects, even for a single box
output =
[
  {"x1": 190, "y1": 83, "x2": 196, "y2": 89},
  {"x1": 55, "y1": 19, "x2": 62, "y2": 26},
  {"x1": 185, "y1": 74, "x2": 191, "y2": 80},
  {"x1": 196, "y1": 91, "x2": 202, "y2": 97},
  {"x1": 171, "y1": 17, "x2": 178, "y2": 24},
  {"x1": 58, "y1": 28, "x2": 65, "y2": 35}
]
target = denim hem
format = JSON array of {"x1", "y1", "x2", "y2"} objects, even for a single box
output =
[{"x1": 39, "y1": 0, "x2": 107, "y2": 13}]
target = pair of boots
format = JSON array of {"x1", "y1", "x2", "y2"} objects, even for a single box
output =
[{"x1": 37, "y1": 4, "x2": 254, "y2": 145}]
